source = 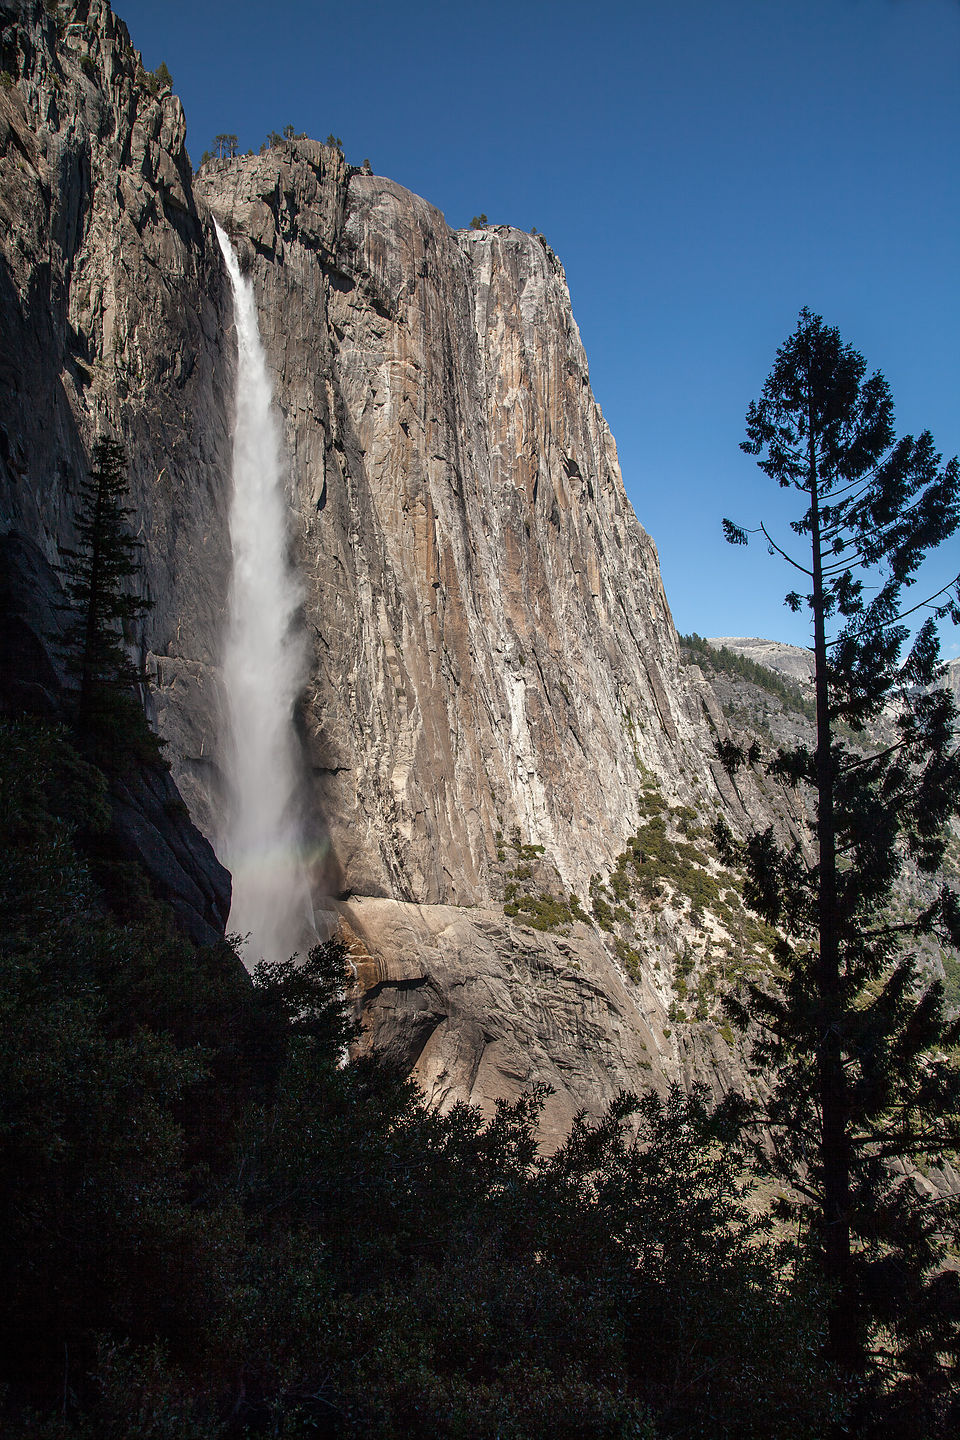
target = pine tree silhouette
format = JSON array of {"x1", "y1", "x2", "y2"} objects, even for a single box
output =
[
  {"x1": 720, "y1": 309, "x2": 960, "y2": 1417},
  {"x1": 58, "y1": 439, "x2": 161, "y2": 767}
]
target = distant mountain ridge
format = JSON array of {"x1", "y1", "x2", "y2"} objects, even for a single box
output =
[
  {"x1": 708, "y1": 636, "x2": 960, "y2": 702},
  {"x1": 707, "y1": 637, "x2": 815, "y2": 685}
]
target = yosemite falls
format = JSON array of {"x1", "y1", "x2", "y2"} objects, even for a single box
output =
[{"x1": 215, "y1": 221, "x2": 314, "y2": 965}]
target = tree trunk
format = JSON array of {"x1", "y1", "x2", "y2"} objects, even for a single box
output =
[{"x1": 808, "y1": 413, "x2": 861, "y2": 1376}]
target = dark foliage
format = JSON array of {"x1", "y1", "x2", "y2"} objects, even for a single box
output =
[
  {"x1": 0, "y1": 714, "x2": 842, "y2": 1439},
  {"x1": 57, "y1": 439, "x2": 162, "y2": 770}
]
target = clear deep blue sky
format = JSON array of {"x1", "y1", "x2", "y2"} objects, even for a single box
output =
[{"x1": 117, "y1": 0, "x2": 959, "y2": 652}]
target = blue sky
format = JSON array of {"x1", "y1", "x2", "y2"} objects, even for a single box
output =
[{"x1": 117, "y1": 0, "x2": 959, "y2": 652}]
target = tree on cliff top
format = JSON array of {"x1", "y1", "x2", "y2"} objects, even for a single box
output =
[{"x1": 719, "y1": 309, "x2": 960, "y2": 1423}]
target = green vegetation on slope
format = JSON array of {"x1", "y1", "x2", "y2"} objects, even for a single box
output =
[
  {"x1": 679, "y1": 633, "x2": 816, "y2": 722},
  {"x1": 500, "y1": 829, "x2": 590, "y2": 932},
  {"x1": 498, "y1": 770, "x2": 777, "y2": 1031},
  {"x1": 588, "y1": 775, "x2": 777, "y2": 1014}
]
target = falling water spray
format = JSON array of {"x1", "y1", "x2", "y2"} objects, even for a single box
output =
[{"x1": 215, "y1": 220, "x2": 314, "y2": 965}]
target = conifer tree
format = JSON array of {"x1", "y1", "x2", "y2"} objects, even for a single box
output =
[
  {"x1": 719, "y1": 309, "x2": 960, "y2": 1413},
  {"x1": 58, "y1": 438, "x2": 159, "y2": 765}
]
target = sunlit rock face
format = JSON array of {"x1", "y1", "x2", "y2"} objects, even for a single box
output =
[
  {"x1": 194, "y1": 146, "x2": 777, "y2": 1133},
  {"x1": 197, "y1": 149, "x2": 731, "y2": 903},
  {"x1": 1, "y1": 0, "x2": 777, "y2": 1141}
]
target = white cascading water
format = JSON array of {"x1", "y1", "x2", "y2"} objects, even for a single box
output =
[{"x1": 215, "y1": 220, "x2": 314, "y2": 965}]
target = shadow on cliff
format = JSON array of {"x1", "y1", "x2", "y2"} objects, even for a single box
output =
[{"x1": 0, "y1": 529, "x2": 230, "y2": 943}]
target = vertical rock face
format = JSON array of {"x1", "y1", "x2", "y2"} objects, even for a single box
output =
[
  {"x1": 0, "y1": 0, "x2": 232, "y2": 935},
  {"x1": 0, "y1": 0, "x2": 232, "y2": 838},
  {"x1": 1, "y1": 1, "x2": 773, "y2": 1140},
  {"x1": 194, "y1": 149, "x2": 772, "y2": 1135},
  {"x1": 197, "y1": 154, "x2": 729, "y2": 904}
]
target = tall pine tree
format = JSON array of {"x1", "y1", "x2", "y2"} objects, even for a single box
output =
[
  {"x1": 58, "y1": 438, "x2": 159, "y2": 765},
  {"x1": 719, "y1": 310, "x2": 960, "y2": 1420}
]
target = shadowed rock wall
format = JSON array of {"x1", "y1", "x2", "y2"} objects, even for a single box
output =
[{"x1": 0, "y1": 0, "x2": 232, "y2": 838}]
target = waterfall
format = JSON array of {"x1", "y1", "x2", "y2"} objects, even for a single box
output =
[{"x1": 215, "y1": 220, "x2": 314, "y2": 966}]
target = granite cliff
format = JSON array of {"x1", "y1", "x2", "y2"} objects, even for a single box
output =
[
  {"x1": 0, "y1": 0, "x2": 796, "y2": 1137},
  {"x1": 0, "y1": 0, "x2": 234, "y2": 938}
]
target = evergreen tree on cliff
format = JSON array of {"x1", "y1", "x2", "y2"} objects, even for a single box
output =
[
  {"x1": 719, "y1": 309, "x2": 960, "y2": 1424},
  {"x1": 58, "y1": 438, "x2": 159, "y2": 765}
]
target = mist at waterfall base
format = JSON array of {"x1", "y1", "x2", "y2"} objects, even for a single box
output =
[{"x1": 215, "y1": 221, "x2": 316, "y2": 967}]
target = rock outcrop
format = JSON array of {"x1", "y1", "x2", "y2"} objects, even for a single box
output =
[
  {"x1": 708, "y1": 637, "x2": 816, "y2": 685},
  {"x1": 1, "y1": 0, "x2": 788, "y2": 1138},
  {"x1": 195, "y1": 150, "x2": 726, "y2": 902},
  {"x1": 192, "y1": 146, "x2": 787, "y2": 1126}
]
